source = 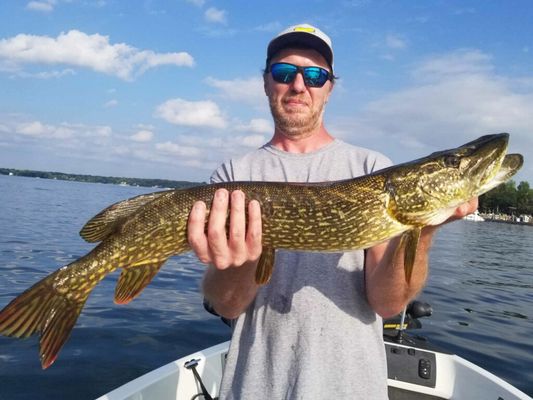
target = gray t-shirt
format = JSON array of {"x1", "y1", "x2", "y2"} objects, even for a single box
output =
[{"x1": 211, "y1": 139, "x2": 392, "y2": 400}]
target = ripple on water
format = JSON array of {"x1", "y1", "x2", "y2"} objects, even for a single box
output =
[{"x1": 0, "y1": 177, "x2": 532, "y2": 398}]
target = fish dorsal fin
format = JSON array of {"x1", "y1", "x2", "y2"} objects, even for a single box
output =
[
  {"x1": 114, "y1": 260, "x2": 166, "y2": 305},
  {"x1": 80, "y1": 191, "x2": 172, "y2": 242},
  {"x1": 398, "y1": 228, "x2": 421, "y2": 283},
  {"x1": 255, "y1": 247, "x2": 275, "y2": 285}
]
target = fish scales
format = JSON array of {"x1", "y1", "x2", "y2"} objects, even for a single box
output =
[{"x1": 0, "y1": 133, "x2": 524, "y2": 368}]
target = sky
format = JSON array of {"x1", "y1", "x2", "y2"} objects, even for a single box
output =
[{"x1": 0, "y1": 0, "x2": 532, "y2": 184}]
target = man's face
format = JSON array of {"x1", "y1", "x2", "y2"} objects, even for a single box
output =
[{"x1": 264, "y1": 48, "x2": 334, "y2": 139}]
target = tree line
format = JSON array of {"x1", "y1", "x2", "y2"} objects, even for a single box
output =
[
  {"x1": 0, "y1": 168, "x2": 201, "y2": 189},
  {"x1": 479, "y1": 180, "x2": 533, "y2": 216}
]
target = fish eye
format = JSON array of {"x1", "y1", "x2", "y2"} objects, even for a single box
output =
[{"x1": 444, "y1": 155, "x2": 461, "y2": 168}]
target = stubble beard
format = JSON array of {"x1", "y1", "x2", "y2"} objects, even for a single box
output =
[{"x1": 269, "y1": 95, "x2": 324, "y2": 139}]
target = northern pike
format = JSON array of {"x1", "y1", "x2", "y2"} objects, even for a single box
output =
[{"x1": 0, "y1": 133, "x2": 523, "y2": 368}]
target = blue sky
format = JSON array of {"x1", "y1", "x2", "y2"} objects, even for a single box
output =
[{"x1": 0, "y1": 0, "x2": 531, "y2": 183}]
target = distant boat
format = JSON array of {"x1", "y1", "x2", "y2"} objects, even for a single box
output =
[{"x1": 464, "y1": 210, "x2": 485, "y2": 222}]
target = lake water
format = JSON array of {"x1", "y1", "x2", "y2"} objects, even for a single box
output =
[{"x1": 0, "y1": 175, "x2": 531, "y2": 399}]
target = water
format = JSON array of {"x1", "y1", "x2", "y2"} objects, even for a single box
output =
[
  {"x1": 0, "y1": 175, "x2": 531, "y2": 399},
  {"x1": 420, "y1": 219, "x2": 533, "y2": 395}
]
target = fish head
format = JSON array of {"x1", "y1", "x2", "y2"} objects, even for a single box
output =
[{"x1": 386, "y1": 133, "x2": 523, "y2": 226}]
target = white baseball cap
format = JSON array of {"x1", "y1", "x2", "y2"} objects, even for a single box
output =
[{"x1": 266, "y1": 23, "x2": 334, "y2": 71}]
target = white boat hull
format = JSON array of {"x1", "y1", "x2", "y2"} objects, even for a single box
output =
[{"x1": 97, "y1": 339, "x2": 531, "y2": 400}]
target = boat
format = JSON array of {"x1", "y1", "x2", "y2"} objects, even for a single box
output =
[
  {"x1": 96, "y1": 301, "x2": 532, "y2": 400},
  {"x1": 463, "y1": 210, "x2": 485, "y2": 222}
]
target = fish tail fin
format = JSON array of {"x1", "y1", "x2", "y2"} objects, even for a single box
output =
[{"x1": 0, "y1": 268, "x2": 89, "y2": 369}]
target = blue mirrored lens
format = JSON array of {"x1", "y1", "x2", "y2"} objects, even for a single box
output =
[
  {"x1": 270, "y1": 63, "x2": 330, "y2": 87},
  {"x1": 271, "y1": 63, "x2": 298, "y2": 83},
  {"x1": 303, "y1": 67, "x2": 328, "y2": 87}
]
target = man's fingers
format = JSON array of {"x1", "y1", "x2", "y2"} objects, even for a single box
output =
[
  {"x1": 188, "y1": 189, "x2": 262, "y2": 269},
  {"x1": 207, "y1": 189, "x2": 231, "y2": 267},
  {"x1": 455, "y1": 197, "x2": 479, "y2": 218},
  {"x1": 229, "y1": 190, "x2": 247, "y2": 265},
  {"x1": 187, "y1": 201, "x2": 210, "y2": 263},
  {"x1": 246, "y1": 199, "x2": 263, "y2": 261}
]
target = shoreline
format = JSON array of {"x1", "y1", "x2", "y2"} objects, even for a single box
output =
[
  {"x1": 0, "y1": 167, "x2": 202, "y2": 189},
  {"x1": 478, "y1": 213, "x2": 532, "y2": 227}
]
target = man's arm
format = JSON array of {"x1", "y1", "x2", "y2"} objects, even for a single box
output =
[
  {"x1": 365, "y1": 198, "x2": 479, "y2": 318},
  {"x1": 188, "y1": 189, "x2": 263, "y2": 319}
]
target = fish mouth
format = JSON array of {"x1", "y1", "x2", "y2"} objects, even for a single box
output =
[
  {"x1": 477, "y1": 153, "x2": 524, "y2": 193},
  {"x1": 500, "y1": 153, "x2": 524, "y2": 177},
  {"x1": 459, "y1": 133, "x2": 525, "y2": 196},
  {"x1": 388, "y1": 133, "x2": 522, "y2": 227},
  {"x1": 461, "y1": 133, "x2": 510, "y2": 189}
]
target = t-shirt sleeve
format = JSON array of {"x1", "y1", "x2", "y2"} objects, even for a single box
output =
[
  {"x1": 367, "y1": 152, "x2": 393, "y2": 174},
  {"x1": 210, "y1": 161, "x2": 234, "y2": 183}
]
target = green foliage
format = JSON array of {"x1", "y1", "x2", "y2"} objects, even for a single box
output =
[{"x1": 480, "y1": 180, "x2": 533, "y2": 215}]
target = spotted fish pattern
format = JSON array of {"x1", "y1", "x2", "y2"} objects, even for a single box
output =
[{"x1": 0, "y1": 133, "x2": 523, "y2": 368}]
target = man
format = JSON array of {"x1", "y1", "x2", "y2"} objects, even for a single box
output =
[{"x1": 187, "y1": 24, "x2": 477, "y2": 399}]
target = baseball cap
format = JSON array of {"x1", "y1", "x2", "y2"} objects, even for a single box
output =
[{"x1": 266, "y1": 24, "x2": 334, "y2": 72}]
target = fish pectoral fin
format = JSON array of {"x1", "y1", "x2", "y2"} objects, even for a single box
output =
[
  {"x1": 80, "y1": 190, "x2": 173, "y2": 243},
  {"x1": 0, "y1": 268, "x2": 88, "y2": 369},
  {"x1": 114, "y1": 260, "x2": 166, "y2": 305},
  {"x1": 255, "y1": 247, "x2": 275, "y2": 285},
  {"x1": 399, "y1": 228, "x2": 421, "y2": 283}
]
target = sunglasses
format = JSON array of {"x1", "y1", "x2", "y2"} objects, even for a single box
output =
[{"x1": 268, "y1": 62, "x2": 332, "y2": 88}]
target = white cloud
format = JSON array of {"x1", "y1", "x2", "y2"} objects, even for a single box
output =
[
  {"x1": 385, "y1": 34, "x2": 407, "y2": 50},
  {"x1": 9, "y1": 68, "x2": 75, "y2": 79},
  {"x1": 16, "y1": 121, "x2": 74, "y2": 139},
  {"x1": 454, "y1": 7, "x2": 476, "y2": 15},
  {"x1": 130, "y1": 130, "x2": 153, "y2": 142},
  {"x1": 185, "y1": 0, "x2": 205, "y2": 6},
  {"x1": 205, "y1": 76, "x2": 266, "y2": 107},
  {"x1": 0, "y1": 30, "x2": 194, "y2": 80},
  {"x1": 254, "y1": 22, "x2": 283, "y2": 33},
  {"x1": 94, "y1": 125, "x2": 112, "y2": 137},
  {"x1": 236, "y1": 118, "x2": 272, "y2": 134},
  {"x1": 204, "y1": 7, "x2": 227, "y2": 24},
  {"x1": 155, "y1": 141, "x2": 201, "y2": 157},
  {"x1": 152, "y1": 132, "x2": 268, "y2": 174},
  {"x1": 6, "y1": 119, "x2": 113, "y2": 141},
  {"x1": 154, "y1": 98, "x2": 227, "y2": 129},
  {"x1": 26, "y1": 0, "x2": 56, "y2": 12},
  {"x1": 331, "y1": 49, "x2": 533, "y2": 172},
  {"x1": 414, "y1": 49, "x2": 493, "y2": 80},
  {"x1": 238, "y1": 134, "x2": 267, "y2": 147},
  {"x1": 103, "y1": 99, "x2": 118, "y2": 108}
]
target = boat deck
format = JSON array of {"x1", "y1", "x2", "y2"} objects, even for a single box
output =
[{"x1": 389, "y1": 387, "x2": 445, "y2": 399}]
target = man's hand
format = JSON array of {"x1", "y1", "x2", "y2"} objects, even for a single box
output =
[
  {"x1": 188, "y1": 188, "x2": 263, "y2": 269},
  {"x1": 365, "y1": 197, "x2": 480, "y2": 318},
  {"x1": 189, "y1": 189, "x2": 263, "y2": 319},
  {"x1": 452, "y1": 197, "x2": 479, "y2": 220},
  {"x1": 425, "y1": 197, "x2": 479, "y2": 235}
]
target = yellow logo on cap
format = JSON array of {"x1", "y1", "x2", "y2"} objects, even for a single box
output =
[{"x1": 293, "y1": 26, "x2": 315, "y2": 33}]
